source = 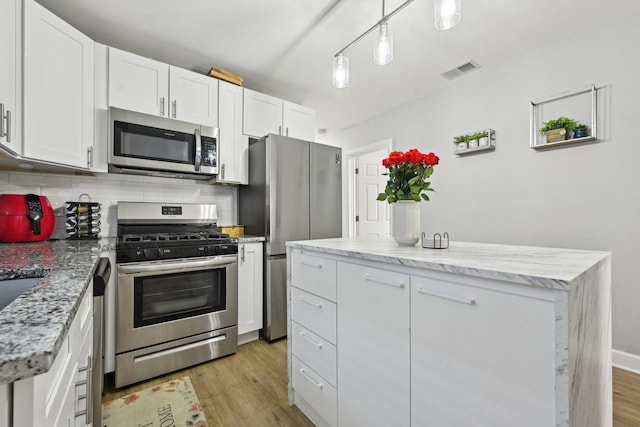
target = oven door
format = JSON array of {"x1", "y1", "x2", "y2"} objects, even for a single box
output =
[{"x1": 116, "y1": 254, "x2": 237, "y2": 354}]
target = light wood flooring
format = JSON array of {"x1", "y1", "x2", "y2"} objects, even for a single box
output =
[{"x1": 104, "y1": 339, "x2": 640, "y2": 426}]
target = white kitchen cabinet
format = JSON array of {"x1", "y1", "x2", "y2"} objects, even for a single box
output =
[
  {"x1": 282, "y1": 100, "x2": 316, "y2": 142},
  {"x1": 237, "y1": 242, "x2": 263, "y2": 341},
  {"x1": 290, "y1": 250, "x2": 338, "y2": 427},
  {"x1": 243, "y1": 88, "x2": 315, "y2": 141},
  {"x1": 411, "y1": 275, "x2": 556, "y2": 427},
  {"x1": 109, "y1": 47, "x2": 218, "y2": 126},
  {"x1": 0, "y1": 0, "x2": 21, "y2": 156},
  {"x1": 0, "y1": 383, "x2": 9, "y2": 427},
  {"x1": 336, "y1": 262, "x2": 410, "y2": 427},
  {"x1": 217, "y1": 80, "x2": 247, "y2": 184},
  {"x1": 14, "y1": 287, "x2": 93, "y2": 427},
  {"x1": 22, "y1": 0, "x2": 94, "y2": 169},
  {"x1": 91, "y1": 42, "x2": 110, "y2": 173}
]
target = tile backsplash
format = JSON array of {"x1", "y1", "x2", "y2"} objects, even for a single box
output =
[{"x1": 0, "y1": 171, "x2": 237, "y2": 239}]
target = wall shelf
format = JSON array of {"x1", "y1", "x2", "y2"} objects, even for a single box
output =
[
  {"x1": 530, "y1": 85, "x2": 597, "y2": 149},
  {"x1": 454, "y1": 128, "x2": 496, "y2": 156}
]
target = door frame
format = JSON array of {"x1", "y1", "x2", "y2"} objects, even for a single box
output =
[{"x1": 345, "y1": 139, "x2": 392, "y2": 237}]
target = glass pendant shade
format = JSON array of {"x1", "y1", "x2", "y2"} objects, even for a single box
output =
[
  {"x1": 373, "y1": 21, "x2": 393, "y2": 65},
  {"x1": 332, "y1": 53, "x2": 349, "y2": 88},
  {"x1": 434, "y1": 0, "x2": 461, "y2": 30}
]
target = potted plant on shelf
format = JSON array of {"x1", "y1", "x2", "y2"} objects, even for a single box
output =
[
  {"x1": 468, "y1": 132, "x2": 482, "y2": 148},
  {"x1": 478, "y1": 130, "x2": 490, "y2": 146},
  {"x1": 573, "y1": 123, "x2": 589, "y2": 138},
  {"x1": 539, "y1": 116, "x2": 577, "y2": 143},
  {"x1": 454, "y1": 135, "x2": 468, "y2": 151}
]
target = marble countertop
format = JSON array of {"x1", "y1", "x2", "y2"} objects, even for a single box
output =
[
  {"x1": 0, "y1": 239, "x2": 101, "y2": 384},
  {"x1": 236, "y1": 235, "x2": 265, "y2": 243},
  {"x1": 287, "y1": 237, "x2": 611, "y2": 290}
]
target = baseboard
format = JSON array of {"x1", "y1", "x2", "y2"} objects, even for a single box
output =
[
  {"x1": 612, "y1": 349, "x2": 640, "y2": 375},
  {"x1": 238, "y1": 330, "x2": 259, "y2": 346}
]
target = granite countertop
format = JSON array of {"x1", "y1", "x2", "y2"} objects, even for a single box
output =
[
  {"x1": 0, "y1": 239, "x2": 101, "y2": 384},
  {"x1": 287, "y1": 237, "x2": 611, "y2": 290},
  {"x1": 237, "y1": 235, "x2": 265, "y2": 243}
]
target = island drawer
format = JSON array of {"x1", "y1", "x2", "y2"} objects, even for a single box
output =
[
  {"x1": 291, "y1": 287, "x2": 336, "y2": 345},
  {"x1": 291, "y1": 252, "x2": 337, "y2": 302},
  {"x1": 292, "y1": 321, "x2": 337, "y2": 387},
  {"x1": 292, "y1": 355, "x2": 337, "y2": 427}
]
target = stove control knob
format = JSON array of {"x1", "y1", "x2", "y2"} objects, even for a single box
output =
[
  {"x1": 156, "y1": 248, "x2": 164, "y2": 257},
  {"x1": 141, "y1": 248, "x2": 151, "y2": 258}
]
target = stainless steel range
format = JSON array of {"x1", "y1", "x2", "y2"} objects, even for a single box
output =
[{"x1": 115, "y1": 202, "x2": 238, "y2": 388}]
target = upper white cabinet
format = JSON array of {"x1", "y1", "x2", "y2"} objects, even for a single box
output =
[
  {"x1": 109, "y1": 47, "x2": 218, "y2": 126},
  {"x1": 282, "y1": 100, "x2": 316, "y2": 142},
  {"x1": 0, "y1": 0, "x2": 21, "y2": 156},
  {"x1": 217, "y1": 80, "x2": 247, "y2": 184},
  {"x1": 22, "y1": 0, "x2": 94, "y2": 169},
  {"x1": 243, "y1": 88, "x2": 316, "y2": 141}
]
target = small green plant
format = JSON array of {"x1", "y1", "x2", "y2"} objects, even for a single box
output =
[
  {"x1": 539, "y1": 117, "x2": 577, "y2": 134},
  {"x1": 470, "y1": 132, "x2": 483, "y2": 141},
  {"x1": 573, "y1": 123, "x2": 587, "y2": 130},
  {"x1": 453, "y1": 135, "x2": 467, "y2": 145}
]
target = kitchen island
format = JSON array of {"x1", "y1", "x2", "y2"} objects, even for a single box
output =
[
  {"x1": 286, "y1": 238, "x2": 611, "y2": 427},
  {"x1": 0, "y1": 239, "x2": 101, "y2": 427}
]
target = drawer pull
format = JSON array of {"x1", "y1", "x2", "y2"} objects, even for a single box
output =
[
  {"x1": 299, "y1": 331, "x2": 323, "y2": 349},
  {"x1": 416, "y1": 287, "x2": 476, "y2": 305},
  {"x1": 364, "y1": 274, "x2": 405, "y2": 288},
  {"x1": 301, "y1": 261, "x2": 323, "y2": 269},
  {"x1": 299, "y1": 295, "x2": 322, "y2": 308},
  {"x1": 299, "y1": 368, "x2": 323, "y2": 389}
]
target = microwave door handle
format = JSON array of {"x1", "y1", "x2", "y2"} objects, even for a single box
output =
[{"x1": 194, "y1": 128, "x2": 202, "y2": 171}]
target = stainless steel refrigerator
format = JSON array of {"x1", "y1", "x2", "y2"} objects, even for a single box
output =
[{"x1": 239, "y1": 134, "x2": 342, "y2": 341}]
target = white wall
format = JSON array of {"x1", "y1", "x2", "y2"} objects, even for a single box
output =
[
  {"x1": 0, "y1": 171, "x2": 237, "y2": 238},
  {"x1": 323, "y1": 14, "x2": 640, "y2": 360}
]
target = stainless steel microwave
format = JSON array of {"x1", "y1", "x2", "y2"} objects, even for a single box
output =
[{"x1": 108, "y1": 120, "x2": 218, "y2": 178}]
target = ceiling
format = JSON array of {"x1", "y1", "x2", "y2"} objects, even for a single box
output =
[{"x1": 37, "y1": 0, "x2": 640, "y2": 133}]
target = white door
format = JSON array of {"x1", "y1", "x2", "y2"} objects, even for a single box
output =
[
  {"x1": 169, "y1": 66, "x2": 218, "y2": 126},
  {"x1": 23, "y1": 0, "x2": 94, "y2": 168},
  {"x1": 355, "y1": 147, "x2": 390, "y2": 237},
  {"x1": 108, "y1": 47, "x2": 169, "y2": 117}
]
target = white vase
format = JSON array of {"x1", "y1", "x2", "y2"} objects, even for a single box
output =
[{"x1": 392, "y1": 200, "x2": 420, "y2": 246}]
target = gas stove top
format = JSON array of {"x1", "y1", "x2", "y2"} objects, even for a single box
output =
[{"x1": 115, "y1": 201, "x2": 238, "y2": 263}]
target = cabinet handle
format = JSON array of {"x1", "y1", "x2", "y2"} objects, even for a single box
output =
[
  {"x1": 416, "y1": 287, "x2": 476, "y2": 305},
  {"x1": 75, "y1": 355, "x2": 93, "y2": 423},
  {"x1": 364, "y1": 274, "x2": 405, "y2": 288},
  {"x1": 221, "y1": 164, "x2": 225, "y2": 179},
  {"x1": 278, "y1": 125, "x2": 282, "y2": 135},
  {"x1": 172, "y1": 100, "x2": 177, "y2": 118},
  {"x1": 301, "y1": 261, "x2": 323, "y2": 269},
  {"x1": 299, "y1": 295, "x2": 322, "y2": 309},
  {"x1": 87, "y1": 146, "x2": 94, "y2": 168},
  {"x1": 160, "y1": 97, "x2": 165, "y2": 116},
  {"x1": 299, "y1": 368, "x2": 323, "y2": 389},
  {"x1": 4, "y1": 109, "x2": 10, "y2": 143},
  {"x1": 286, "y1": 127, "x2": 289, "y2": 137},
  {"x1": 299, "y1": 331, "x2": 323, "y2": 349},
  {"x1": 241, "y1": 245, "x2": 245, "y2": 263}
]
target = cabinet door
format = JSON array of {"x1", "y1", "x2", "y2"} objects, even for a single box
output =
[
  {"x1": 238, "y1": 242, "x2": 263, "y2": 334},
  {"x1": 217, "y1": 80, "x2": 247, "y2": 183},
  {"x1": 411, "y1": 275, "x2": 556, "y2": 427},
  {"x1": 23, "y1": 0, "x2": 94, "y2": 168},
  {"x1": 0, "y1": 0, "x2": 20, "y2": 155},
  {"x1": 283, "y1": 100, "x2": 315, "y2": 141},
  {"x1": 108, "y1": 47, "x2": 169, "y2": 117},
  {"x1": 169, "y1": 66, "x2": 218, "y2": 126},
  {"x1": 337, "y1": 262, "x2": 410, "y2": 427},
  {"x1": 243, "y1": 88, "x2": 283, "y2": 137}
]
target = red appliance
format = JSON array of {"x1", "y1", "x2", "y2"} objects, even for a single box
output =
[{"x1": 0, "y1": 194, "x2": 55, "y2": 242}]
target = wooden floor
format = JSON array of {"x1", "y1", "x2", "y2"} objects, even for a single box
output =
[{"x1": 104, "y1": 340, "x2": 640, "y2": 426}]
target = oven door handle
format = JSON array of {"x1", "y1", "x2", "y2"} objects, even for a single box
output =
[{"x1": 118, "y1": 255, "x2": 236, "y2": 274}]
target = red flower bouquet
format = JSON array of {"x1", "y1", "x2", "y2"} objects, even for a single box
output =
[{"x1": 377, "y1": 148, "x2": 439, "y2": 203}]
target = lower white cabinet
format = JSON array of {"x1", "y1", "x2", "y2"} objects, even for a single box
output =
[
  {"x1": 237, "y1": 242, "x2": 263, "y2": 342},
  {"x1": 336, "y1": 262, "x2": 410, "y2": 427},
  {"x1": 410, "y1": 275, "x2": 556, "y2": 427},
  {"x1": 13, "y1": 288, "x2": 93, "y2": 427}
]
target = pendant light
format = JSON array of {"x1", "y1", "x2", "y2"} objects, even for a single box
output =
[
  {"x1": 434, "y1": 0, "x2": 461, "y2": 30},
  {"x1": 332, "y1": 53, "x2": 349, "y2": 88},
  {"x1": 373, "y1": 1, "x2": 393, "y2": 65}
]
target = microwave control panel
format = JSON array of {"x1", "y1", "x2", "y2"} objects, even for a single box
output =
[{"x1": 201, "y1": 137, "x2": 217, "y2": 167}]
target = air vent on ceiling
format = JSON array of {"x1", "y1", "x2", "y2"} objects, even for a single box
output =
[{"x1": 441, "y1": 60, "x2": 480, "y2": 80}]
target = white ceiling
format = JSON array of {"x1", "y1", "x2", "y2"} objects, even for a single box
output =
[{"x1": 37, "y1": 0, "x2": 640, "y2": 132}]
